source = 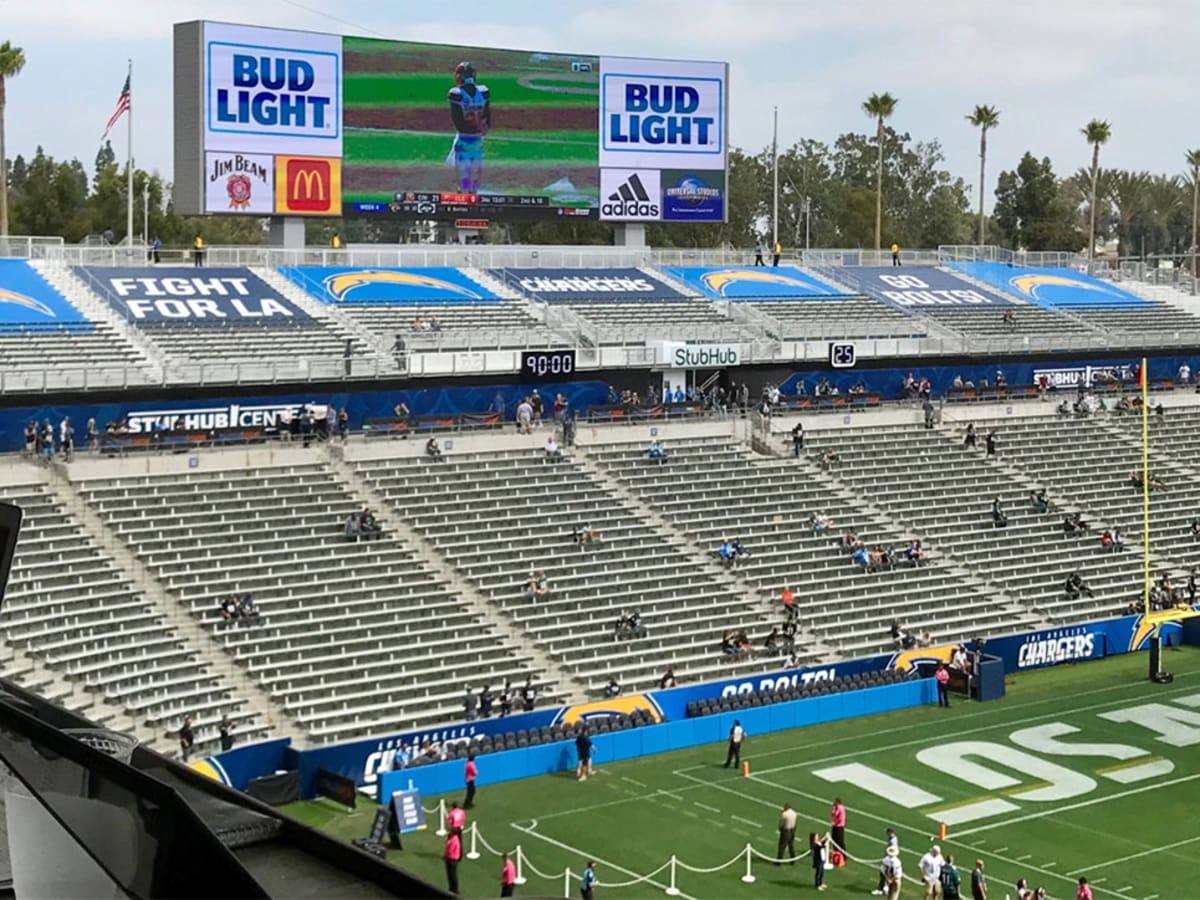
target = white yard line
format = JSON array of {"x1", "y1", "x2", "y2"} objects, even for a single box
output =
[
  {"x1": 693, "y1": 802, "x2": 721, "y2": 813},
  {"x1": 1065, "y1": 834, "x2": 1200, "y2": 875},
  {"x1": 730, "y1": 814, "x2": 760, "y2": 828},
  {"x1": 620, "y1": 776, "x2": 647, "y2": 788}
]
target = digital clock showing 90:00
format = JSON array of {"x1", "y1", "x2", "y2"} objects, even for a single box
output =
[{"x1": 521, "y1": 350, "x2": 577, "y2": 379}]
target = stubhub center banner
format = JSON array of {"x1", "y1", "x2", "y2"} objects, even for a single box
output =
[
  {"x1": 496, "y1": 268, "x2": 685, "y2": 301},
  {"x1": 600, "y1": 57, "x2": 726, "y2": 171},
  {"x1": 77, "y1": 267, "x2": 313, "y2": 326},
  {"x1": 204, "y1": 22, "x2": 342, "y2": 156}
]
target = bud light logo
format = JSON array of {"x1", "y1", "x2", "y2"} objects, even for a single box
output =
[
  {"x1": 204, "y1": 24, "x2": 342, "y2": 154},
  {"x1": 600, "y1": 58, "x2": 726, "y2": 170}
]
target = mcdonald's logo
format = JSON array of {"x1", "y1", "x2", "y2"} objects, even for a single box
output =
[{"x1": 274, "y1": 156, "x2": 342, "y2": 215}]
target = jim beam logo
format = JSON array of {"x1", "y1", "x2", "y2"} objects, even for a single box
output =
[{"x1": 210, "y1": 154, "x2": 270, "y2": 210}]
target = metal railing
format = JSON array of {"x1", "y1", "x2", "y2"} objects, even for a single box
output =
[{"x1": 937, "y1": 245, "x2": 1085, "y2": 269}]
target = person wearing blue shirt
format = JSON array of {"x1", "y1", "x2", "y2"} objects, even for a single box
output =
[
  {"x1": 580, "y1": 860, "x2": 598, "y2": 899},
  {"x1": 673, "y1": 387, "x2": 685, "y2": 404}
]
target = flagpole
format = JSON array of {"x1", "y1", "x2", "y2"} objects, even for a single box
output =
[{"x1": 126, "y1": 58, "x2": 133, "y2": 254}]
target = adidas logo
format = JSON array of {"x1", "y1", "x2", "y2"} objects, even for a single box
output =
[{"x1": 602, "y1": 173, "x2": 660, "y2": 219}]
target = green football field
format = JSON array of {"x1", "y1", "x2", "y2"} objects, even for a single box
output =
[{"x1": 286, "y1": 649, "x2": 1200, "y2": 899}]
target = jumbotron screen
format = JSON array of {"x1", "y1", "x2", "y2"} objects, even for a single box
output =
[{"x1": 174, "y1": 22, "x2": 728, "y2": 224}]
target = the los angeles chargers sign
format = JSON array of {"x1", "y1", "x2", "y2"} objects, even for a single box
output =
[
  {"x1": 600, "y1": 57, "x2": 726, "y2": 171},
  {"x1": 200, "y1": 22, "x2": 342, "y2": 156}
]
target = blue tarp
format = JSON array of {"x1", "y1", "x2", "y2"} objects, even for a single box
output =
[
  {"x1": 0, "y1": 259, "x2": 90, "y2": 326},
  {"x1": 951, "y1": 262, "x2": 1150, "y2": 308},
  {"x1": 833, "y1": 266, "x2": 1019, "y2": 310},
  {"x1": 280, "y1": 267, "x2": 499, "y2": 305},
  {"x1": 494, "y1": 268, "x2": 685, "y2": 302},
  {"x1": 75, "y1": 267, "x2": 313, "y2": 326},
  {"x1": 664, "y1": 265, "x2": 843, "y2": 299}
]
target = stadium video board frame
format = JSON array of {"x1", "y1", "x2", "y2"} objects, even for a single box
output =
[{"x1": 173, "y1": 21, "x2": 728, "y2": 225}]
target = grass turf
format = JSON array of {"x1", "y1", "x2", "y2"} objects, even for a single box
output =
[{"x1": 284, "y1": 648, "x2": 1200, "y2": 898}]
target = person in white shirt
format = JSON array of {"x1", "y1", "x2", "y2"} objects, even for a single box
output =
[
  {"x1": 920, "y1": 845, "x2": 944, "y2": 899},
  {"x1": 950, "y1": 646, "x2": 968, "y2": 671},
  {"x1": 873, "y1": 828, "x2": 900, "y2": 895},
  {"x1": 544, "y1": 435, "x2": 561, "y2": 461},
  {"x1": 723, "y1": 721, "x2": 745, "y2": 768},
  {"x1": 1179, "y1": 362, "x2": 1191, "y2": 384},
  {"x1": 881, "y1": 845, "x2": 903, "y2": 900}
]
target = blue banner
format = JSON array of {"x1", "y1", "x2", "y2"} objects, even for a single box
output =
[
  {"x1": 665, "y1": 265, "x2": 841, "y2": 299},
  {"x1": 189, "y1": 737, "x2": 291, "y2": 790},
  {"x1": 0, "y1": 381, "x2": 611, "y2": 454},
  {"x1": 777, "y1": 354, "x2": 1195, "y2": 400},
  {"x1": 950, "y1": 262, "x2": 1150, "y2": 309},
  {"x1": 833, "y1": 266, "x2": 1019, "y2": 310},
  {"x1": 75, "y1": 267, "x2": 313, "y2": 326},
  {"x1": 978, "y1": 612, "x2": 1189, "y2": 672},
  {"x1": 280, "y1": 266, "x2": 498, "y2": 305},
  {"x1": 661, "y1": 170, "x2": 725, "y2": 222},
  {"x1": 390, "y1": 789, "x2": 427, "y2": 833},
  {"x1": 494, "y1": 268, "x2": 685, "y2": 302},
  {"x1": 0, "y1": 259, "x2": 90, "y2": 326}
]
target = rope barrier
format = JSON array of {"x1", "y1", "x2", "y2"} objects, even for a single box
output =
[
  {"x1": 434, "y1": 799, "x2": 447, "y2": 837},
  {"x1": 466, "y1": 822, "x2": 481, "y2": 860},
  {"x1": 563, "y1": 867, "x2": 572, "y2": 900},
  {"x1": 747, "y1": 844, "x2": 813, "y2": 865},
  {"x1": 675, "y1": 847, "x2": 753, "y2": 874},
  {"x1": 593, "y1": 858, "x2": 672, "y2": 888},
  {"x1": 518, "y1": 845, "x2": 562, "y2": 882}
]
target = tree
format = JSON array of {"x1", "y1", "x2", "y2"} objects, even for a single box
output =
[
  {"x1": 1081, "y1": 118, "x2": 1112, "y2": 261},
  {"x1": 1105, "y1": 170, "x2": 1150, "y2": 257},
  {"x1": 862, "y1": 92, "x2": 898, "y2": 250},
  {"x1": 0, "y1": 41, "x2": 27, "y2": 237},
  {"x1": 1187, "y1": 149, "x2": 1200, "y2": 274},
  {"x1": 966, "y1": 105, "x2": 1000, "y2": 246},
  {"x1": 993, "y1": 152, "x2": 1081, "y2": 251}
]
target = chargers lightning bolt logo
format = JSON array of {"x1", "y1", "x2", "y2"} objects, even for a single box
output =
[
  {"x1": 1008, "y1": 273, "x2": 1123, "y2": 301},
  {"x1": 323, "y1": 270, "x2": 484, "y2": 302},
  {"x1": 0, "y1": 288, "x2": 55, "y2": 318},
  {"x1": 699, "y1": 268, "x2": 828, "y2": 297}
]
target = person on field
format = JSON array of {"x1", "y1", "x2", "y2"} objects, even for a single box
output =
[
  {"x1": 776, "y1": 802, "x2": 797, "y2": 864},
  {"x1": 500, "y1": 852, "x2": 517, "y2": 897},
  {"x1": 873, "y1": 828, "x2": 900, "y2": 895},
  {"x1": 881, "y1": 845, "x2": 903, "y2": 900},
  {"x1": 940, "y1": 854, "x2": 962, "y2": 900},
  {"x1": 830, "y1": 798, "x2": 846, "y2": 854},
  {"x1": 444, "y1": 826, "x2": 463, "y2": 895},
  {"x1": 970, "y1": 860, "x2": 987, "y2": 900},
  {"x1": 723, "y1": 720, "x2": 745, "y2": 768},
  {"x1": 580, "y1": 861, "x2": 598, "y2": 900},
  {"x1": 810, "y1": 831, "x2": 830, "y2": 891},
  {"x1": 1076, "y1": 877, "x2": 1093, "y2": 900},
  {"x1": 919, "y1": 845, "x2": 944, "y2": 900}
]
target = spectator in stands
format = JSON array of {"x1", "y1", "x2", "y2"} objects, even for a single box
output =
[
  {"x1": 572, "y1": 523, "x2": 600, "y2": 548},
  {"x1": 193, "y1": 234, "x2": 204, "y2": 267},
  {"x1": 516, "y1": 397, "x2": 533, "y2": 434},
  {"x1": 530, "y1": 390, "x2": 544, "y2": 426},
  {"x1": 647, "y1": 439, "x2": 668, "y2": 464},
  {"x1": 754, "y1": 241, "x2": 764, "y2": 265},
  {"x1": 604, "y1": 676, "x2": 621, "y2": 698},
  {"x1": 425, "y1": 437, "x2": 445, "y2": 462},
  {"x1": 527, "y1": 571, "x2": 550, "y2": 601},
  {"x1": 731, "y1": 538, "x2": 750, "y2": 565},
  {"x1": 791, "y1": 421, "x2": 804, "y2": 456},
  {"x1": 521, "y1": 677, "x2": 537, "y2": 711},
  {"x1": 219, "y1": 596, "x2": 239, "y2": 625},
  {"x1": 336, "y1": 408, "x2": 349, "y2": 443},
  {"x1": 950, "y1": 645, "x2": 969, "y2": 673},
  {"x1": 1064, "y1": 571, "x2": 1095, "y2": 603},
  {"x1": 178, "y1": 716, "x2": 195, "y2": 761},
  {"x1": 903, "y1": 540, "x2": 928, "y2": 566},
  {"x1": 344, "y1": 512, "x2": 361, "y2": 542},
  {"x1": 22, "y1": 419, "x2": 37, "y2": 457},
  {"x1": 660, "y1": 668, "x2": 677, "y2": 689},
  {"x1": 40, "y1": 419, "x2": 55, "y2": 461},
  {"x1": 809, "y1": 511, "x2": 832, "y2": 533},
  {"x1": 219, "y1": 715, "x2": 236, "y2": 751},
  {"x1": 614, "y1": 611, "x2": 646, "y2": 640},
  {"x1": 1180, "y1": 362, "x2": 1192, "y2": 384},
  {"x1": 1063, "y1": 511, "x2": 1088, "y2": 535},
  {"x1": 991, "y1": 496, "x2": 1008, "y2": 529},
  {"x1": 477, "y1": 685, "x2": 493, "y2": 718},
  {"x1": 890, "y1": 241, "x2": 901, "y2": 266},
  {"x1": 781, "y1": 587, "x2": 797, "y2": 620},
  {"x1": 922, "y1": 398, "x2": 935, "y2": 430},
  {"x1": 499, "y1": 680, "x2": 513, "y2": 717},
  {"x1": 852, "y1": 544, "x2": 873, "y2": 571},
  {"x1": 86, "y1": 418, "x2": 99, "y2": 454},
  {"x1": 985, "y1": 430, "x2": 997, "y2": 457},
  {"x1": 1003, "y1": 309, "x2": 1016, "y2": 330},
  {"x1": 952, "y1": 374, "x2": 964, "y2": 389},
  {"x1": 237, "y1": 593, "x2": 261, "y2": 625},
  {"x1": 463, "y1": 686, "x2": 478, "y2": 722},
  {"x1": 150, "y1": 236, "x2": 161, "y2": 264},
  {"x1": 963, "y1": 423, "x2": 976, "y2": 449},
  {"x1": 762, "y1": 627, "x2": 784, "y2": 656},
  {"x1": 544, "y1": 434, "x2": 562, "y2": 462},
  {"x1": 1030, "y1": 488, "x2": 1048, "y2": 513},
  {"x1": 819, "y1": 449, "x2": 839, "y2": 470},
  {"x1": 995, "y1": 369, "x2": 1007, "y2": 387}
]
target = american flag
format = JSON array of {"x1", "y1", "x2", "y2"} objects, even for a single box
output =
[{"x1": 101, "y1": 74, "x2": 131, "y2": 142}]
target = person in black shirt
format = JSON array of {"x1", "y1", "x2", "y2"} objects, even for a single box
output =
[
  {"x1": 521, "y1": 677, "x2": 537, "y2": 711},
  {"x1": 478, "y1": 685, "x2": 494, "y2": 718},
  {"x1": 179, "y1": 716, "x2": 195, "y2": 761},
  {"x1": 219, "y1": 715, "x2": 236, "y2": 751},
  {"x1": 575, "y1": 728, "x2": 593, "y2": 781},
  {"x1": 985, "y1": 430, "x2": 997, "y2": 457}
]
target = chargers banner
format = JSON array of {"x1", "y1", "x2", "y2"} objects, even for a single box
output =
[
  {"x1": 980, "y1": 612, "x2": 1191, "y2": 672},
  {"x1": 496, "y1": 267, "x2": 684, "y2": 301},
  {"x1": 280, "y1": 266, "x2": 498, "y2": 305},
  {"x1": 951, "y1": 262, "x2": 1150, "y2": 309},
  {"x1": 77, "y1": 267, "x2": 313, "y2": 326},
  {"x1": 836, "y1": 267, "x2": 1019, "y2": 310},
  {"x1": 667, "y1": 265, "x2": 842, "y2": 299},
  {"x1": 600, "y1": 57, "x2": 726, "y2": 171},
  {"x1": 0, "y1": 260, "x2": 90, "y2": 326}
]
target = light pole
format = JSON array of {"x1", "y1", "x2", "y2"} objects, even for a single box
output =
[{"x1": 771, "y1": 105, "x2": 779, "y2": 251}]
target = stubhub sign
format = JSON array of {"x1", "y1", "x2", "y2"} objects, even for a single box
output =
[
  {"x1": 204, "y1": 22, "x2": 342, "y2": 156},
  {"x1": 600, "y1": 57, "x2": 726, "y2": 170}
]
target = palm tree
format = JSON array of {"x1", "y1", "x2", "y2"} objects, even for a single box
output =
[
  {"x1": 1187, "y1": 149, "x2": 1200, "y2": 276},
  {"x1": 0, "y1": 41, "x2": 25, "y2": 238},
  {"x1": 1081, "y1": 118, "x2": 1112, "y2": 262},
  {"x1": 966, "y1": 105, "x2": 1000, "y2": 246},
  {"x1": 1106, "y1": 170, "x2": 1150, "y2": 258},
  {"x1": 862, "y1": 92, "x2": 898, "y2": 251}
]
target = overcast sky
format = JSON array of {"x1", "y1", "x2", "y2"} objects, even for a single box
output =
[{"x1": 5, "y1": 0, "x2": 1198, "y2": 207}]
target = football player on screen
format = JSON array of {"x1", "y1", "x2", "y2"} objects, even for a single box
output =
[{"x1": 447, "y1": 61, "x2": 490, "y2": 193}]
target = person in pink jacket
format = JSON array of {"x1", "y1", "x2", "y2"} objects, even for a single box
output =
[
  {"x1": 1076, "y1": 876, "x2": 1093, "y2": 900},
  {"x1": 501, "y1": 852, "x2": 517, "y2": 897},
  {"x1": 830, "y1": 798, "x2": 846, "y2": 854}
]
